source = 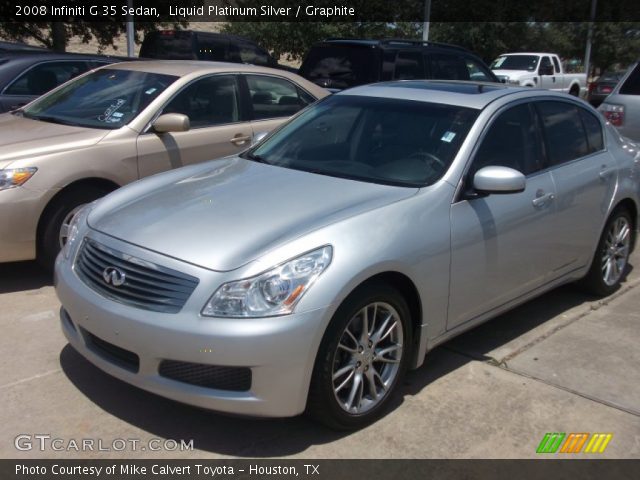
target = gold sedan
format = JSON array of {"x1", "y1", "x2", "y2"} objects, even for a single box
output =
[{"x1": 0, "y1": 61, "x2": 328, "y2": 268}]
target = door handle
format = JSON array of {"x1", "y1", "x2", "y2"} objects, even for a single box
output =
[
  {"x1": 599, "y1": 165, "x2": 615, "y2": 180},
  {"x1": 532, "y1": 191, "x2": 555, "y2": 208},
  {"x1": 230, "y1": 134, "x2": 252, "y2": 146}
]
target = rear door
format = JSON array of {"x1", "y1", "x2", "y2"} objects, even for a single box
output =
[
  {"x1": 242, "y1": 74, "x2": 317, "y2": 136},
  {"x1": 534, "y1": 100, "x2": 615, "y2": 273},
  {"x1": 448, "y1": 102, "x2": 558, "y2": 329},
  {"x1": 136, "y1": 74, "x2": 253, "y2": 178}
]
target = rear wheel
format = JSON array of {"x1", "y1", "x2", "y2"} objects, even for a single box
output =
[
  {"x1": 569, "y1": 85, "x2": 580, "y2": 97},
  {"x1": 580, "y1": 208, "x2": 633, "y2": 296},
  {"x1": 307, "y1": 283, "x2": 412, "y2": 430},
  {"x1": 37, "y1": 187, "x2": 111, "y2": 270}
]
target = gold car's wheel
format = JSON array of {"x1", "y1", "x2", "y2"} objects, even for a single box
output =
[{"x1": 37, "y1": 187, "x2": 112, "y2": 271}]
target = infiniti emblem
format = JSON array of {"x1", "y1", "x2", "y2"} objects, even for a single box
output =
[{"x1": 102, "y1": 267, "x2": 126, "y2": 287}]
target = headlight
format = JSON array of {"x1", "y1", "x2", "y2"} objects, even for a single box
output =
[
  {"x1": 62, "y1": 201, "x2": 96, "y2": 259},
  {"x1": 202, "y1": 246, "x2": 332, "y2": 318},
  {"x1": 0, "y1": 167, "x2": 37, "y2": 191}
]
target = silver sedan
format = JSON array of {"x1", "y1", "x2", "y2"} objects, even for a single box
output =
[{"x1": 55, "y1": 81, "x2": 640, "y2": 429}]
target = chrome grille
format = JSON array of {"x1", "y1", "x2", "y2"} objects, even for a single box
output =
[{"x1": 75, "y1": 239, "x2": 199, "y2": 313}]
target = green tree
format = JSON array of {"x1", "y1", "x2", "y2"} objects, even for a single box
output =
[{"x1": 0, "y1": 17, "x2": 192, "y2": 53}]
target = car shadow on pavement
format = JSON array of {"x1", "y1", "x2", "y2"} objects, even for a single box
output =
[
  {"x1": 58, "y1": 269, "x2": 633, "y2": 457},
  {"x1": 0, "y1": 261, "x2": 51, "y2": 293}
]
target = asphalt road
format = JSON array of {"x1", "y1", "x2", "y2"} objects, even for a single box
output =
[{"x1": 1, "y1": 253, "x2": 639, "y2": 459}]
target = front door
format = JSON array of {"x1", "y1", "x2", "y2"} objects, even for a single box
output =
[
  {"x1": 136, "y1": 74, "x2": 253, "y2": 178},
  {"x1": 448, "y1": 103, "x2": 559, "y2": 329}
]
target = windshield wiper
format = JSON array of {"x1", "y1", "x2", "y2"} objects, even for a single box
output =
[
  {"x1": 27, "y1": 114, "x2": 84, "y2": 127},
  {"x1": 244, "y1": 152, "x2": 270, "y2": 164}
]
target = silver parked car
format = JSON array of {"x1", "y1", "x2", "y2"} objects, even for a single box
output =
[
  {"x1": 599, "y1": 60, "x2": 640, "y2": 142},
  {"x1": 55, "y1": 81, "x2": 639, "y2": 429}
]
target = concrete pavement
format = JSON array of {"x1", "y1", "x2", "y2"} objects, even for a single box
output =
[{"x1": 1, "y1": 253, "x2": 639, "y2": 459}]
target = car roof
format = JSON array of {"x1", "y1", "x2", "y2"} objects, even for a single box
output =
[
  {"x1": 0, "y1": 52, "x2": 124, "y2": 63},
  {"x1": 319, "y1": 38, "x2": 469, "y2": 52},
  {"x1": 103, "y1": 60, "x2": 294, "y2": 77},
  {"x1": 499, "y1": 52, "x2": 555, "y2": 57},
  {"x1": 339, "y1": 80, "x2": 556, "y2": 109}
]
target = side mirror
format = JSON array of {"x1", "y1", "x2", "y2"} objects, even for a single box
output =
[
  {"x1": 251, "y1": 131, "x2": 269, "y2": 146},
  {"x1": 152, "y1": 113, "x2": 190, "y2": 133},
  {"x1": 539, "y1": 64, "x2": 554, "y2": 76},
  {"x1": 473, "y1": 166, "x2": 526, "y2": 194}
]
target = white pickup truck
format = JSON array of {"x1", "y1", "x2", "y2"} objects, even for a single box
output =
[{"x1": 491, "y1": 53, "x2": 587, "y2": 96}]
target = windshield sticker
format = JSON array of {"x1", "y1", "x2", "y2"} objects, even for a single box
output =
[
  {"x1": 145, "y1": 88, "x2": 157, "y2": 95},
  {"x1": 98, "y1": 99, "x2": 126, "y2": 123},
  {"x1": 441, "y1": 131, "x2": 456, "y2": 143},
  {"x1": 493, "y1": 57, "x2": 506, "y2": 68}
]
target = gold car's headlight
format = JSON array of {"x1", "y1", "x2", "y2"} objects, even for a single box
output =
[{"x1": 0, "y1": 168, "x2": 37, "y2": 191}]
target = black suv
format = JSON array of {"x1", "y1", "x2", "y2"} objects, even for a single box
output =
[
  {"x1": 140, "y1": 31, "x2": 294, "y2": 71},
  {"x1": 299, "y1": 39, "x2": 499, "y2": 91}
]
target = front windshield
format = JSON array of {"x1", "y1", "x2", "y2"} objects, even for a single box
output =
[
  {"x1": 491, "y1": 55, "x2": 539, "y2": 71},
  {"x1": 245, "y1": 95, "x2": 479, "y2": 187},
  {"x1": 22, "y1": 68, "x2": 178, "y2": 129}
]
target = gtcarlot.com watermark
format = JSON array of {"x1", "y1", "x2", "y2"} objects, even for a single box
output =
[{"x1": 15, "y1": 434, "x2": 194, "y2": 452}]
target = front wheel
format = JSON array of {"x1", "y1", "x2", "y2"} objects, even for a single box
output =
[
  {"x1": 306, "y1": 283, "x2": 412, "y2": 430},
  {"x1": 580, "y1": 208, "x2": 633, "y2": 296},
  {"x1": 37, "y1": 187, "x2": 111, "y2": 270}
]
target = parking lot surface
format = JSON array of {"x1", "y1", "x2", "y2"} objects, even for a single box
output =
[{"x1": 1, "y1": 253, "x2": 639, "y2": 459}]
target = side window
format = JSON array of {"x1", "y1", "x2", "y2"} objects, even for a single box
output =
[
  {"x1": 196, "y1": 36, "x2": 228, "y2": 61},
  {"x1": 233, "y1": 41, "x2": 270, "y2": 66},
  {"x1": 5, "y1": 61, "x2": 92, "y2": 95},
  {"x1": 539, "y1": 56, "x2": 552, "y2": 74},
  {"x1": 464, "y1": 57, "x2": 493, "y2": 82},
  {"x1": 163, "y1": 75, "x2": 240, "y2": 128},
  {"x1": 579, "y1": 108, "x2": 604, "y2": 153},
  {"x1": 536, "y1": 101, "x2": 589, "y2": 165},
  {"x1": 394, "y1": 51, "x2": 424, "y2": 80},
  {"x1": 428, "y1": 54, "x2": 470, "y2": 80},
  {"x1": 619, "y1": 63, "x2": 640, "y2": 95},
  {"x1": 246, "y1": 75, "x2": 314, "y2": 120},
  {"x1": 552, "y1": 56, "x2": 561, "y2": 74},
  {"x1": 471, "y1": 104, "x2": 543, "y2": 176}
]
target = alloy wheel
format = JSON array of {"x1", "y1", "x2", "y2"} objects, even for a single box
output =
[
  {"x1": 331, "y1": 302, "x2": 404, "y2": 414},
  {"x1": 602, "y1": 216, "x2": 631, "y2": 286}
]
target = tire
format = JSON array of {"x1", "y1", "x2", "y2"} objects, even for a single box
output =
[
  {"x1": 37, "y1": 187, "x2": 111, "y2": 271},
  {"x1": 569, "y1": 85, "x2": 580, "y2": 97},
  {"x1": 580, "y1": 208, "x2": 633, "y2": 296},
  {"x1": 306, "y1": 283, "x2": 413, "y2": 430}
]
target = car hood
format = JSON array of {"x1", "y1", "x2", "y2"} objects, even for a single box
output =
[
  {"x1": 89, "y1": 157, "x2": 417, "y2": 271},
  {"x1": 0, "y1": 113, "x2": 109, "y2": 163}
]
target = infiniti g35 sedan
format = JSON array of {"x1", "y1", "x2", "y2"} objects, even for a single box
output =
[
  {"x1": 0, "y1": 61, "x2": 327, "y2": 268},
  {"x1": 55, "y1": 81, "x2": 639, "y2": 429}
]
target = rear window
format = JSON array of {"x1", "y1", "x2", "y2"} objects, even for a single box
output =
[
  {"x1": 299, "y1": 45, "x2": 379, "y2": 89},
  {"x1": 491, "y1": 55, "x2": 539, "y2": 71},
  {"x1": 140, "y1": 31, "x2": 195, "y2": 59},
  {"x1": 619, "y1": 63, "x2": 640, "y2": 95}
]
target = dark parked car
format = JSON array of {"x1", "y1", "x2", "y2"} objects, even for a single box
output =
[
  {"x1": 0, "y1": 52, "x2": 123, "y2": 112},
  {"x1": 588, "y1": 70, "x2": 626, "y2": 107},
  {"x1": 0, "y1": 41, "x2": 49, "y2": 53},
  {"x1": 298, "y1": 38, "x2": 499, "y2": 91},
  {"x1": 139, "y1": 30, "x2": 294, "y2": 71}
]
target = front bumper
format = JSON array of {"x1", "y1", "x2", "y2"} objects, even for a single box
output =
[
  {"x1": 0, "y1": 186, "x2": 51, "y2": 262},
  {"x1": 54, "y1": 233, "x2": 333, "y2": 418}
]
